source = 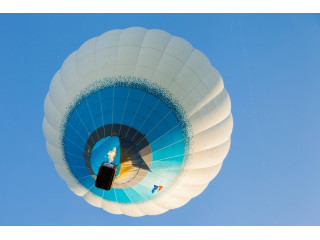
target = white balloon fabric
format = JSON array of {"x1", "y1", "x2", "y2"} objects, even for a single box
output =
[{"x1": 43, "y1": 27, "x2": 233, "y2": 216}]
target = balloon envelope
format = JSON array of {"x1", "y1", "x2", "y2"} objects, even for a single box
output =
[{"x1": 43, "y1": 27, "x2": 233, "y2": 216}]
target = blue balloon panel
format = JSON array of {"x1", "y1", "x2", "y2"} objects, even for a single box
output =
[{"x1": 63, "y1": 85, "x2": 186, "y2": 203}]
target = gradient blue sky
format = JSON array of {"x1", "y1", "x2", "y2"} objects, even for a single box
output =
[{"x1": 0, "y1": 14, "x2": 320, "y2": 226}]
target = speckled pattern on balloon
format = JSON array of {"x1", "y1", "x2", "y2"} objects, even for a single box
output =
[{"x1": 59, "y1": 76, "x2": 194, "y2": 202}]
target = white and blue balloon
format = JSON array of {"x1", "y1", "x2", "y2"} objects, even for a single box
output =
[{"x1": 43, "y1": 27, "x2": 233, "y2": 217}]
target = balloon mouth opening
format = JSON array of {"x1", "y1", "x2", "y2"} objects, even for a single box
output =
[
  {"x1": 84, "y1": 124, "x2": 152, "y2": 189},
  {"x1": 90, "y1": 136, "x2": 121, "y2": 176}
]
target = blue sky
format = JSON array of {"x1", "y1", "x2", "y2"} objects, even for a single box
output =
[{"x1": 0, "y1": 14, "x2": 320, "y2": 226}]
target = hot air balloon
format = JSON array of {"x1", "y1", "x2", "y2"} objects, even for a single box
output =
[{"x1": 43, "y1": 27, "x2": 233, "y2": 217}]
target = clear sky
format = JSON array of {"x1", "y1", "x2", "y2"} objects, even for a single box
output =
[{"x1": 0, "y1": 14, "x2": 320, "y2": 226}]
